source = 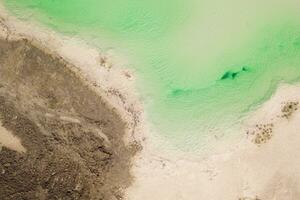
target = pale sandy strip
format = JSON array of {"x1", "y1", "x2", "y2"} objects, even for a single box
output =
[
  {"x1": 126, "y1": 83, "x2": 300, "y2": 200},
  {"x1": 0, "y1": 122, "x2": 26, "y2": 153}
]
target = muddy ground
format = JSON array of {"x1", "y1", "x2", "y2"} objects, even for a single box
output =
[{"x1": 0, "y1": 37, "x2": 139, "y2": 200}]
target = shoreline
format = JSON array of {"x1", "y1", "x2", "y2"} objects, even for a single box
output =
[
  {"x1": 126, "y1": 82, "x2": 300, "y2": 200},
  {"x1": 0, "y1": 3, "x2": 147, "y2": 146},
  {"x1": 1, "y1": 3, "x2": 300, "y2": 199}
]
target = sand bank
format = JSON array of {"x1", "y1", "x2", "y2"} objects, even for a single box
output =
[{"x1": 126, "y1": 82, "x2": 300, "y2": 200}]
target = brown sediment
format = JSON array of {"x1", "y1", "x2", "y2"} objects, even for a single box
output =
[
  {"x1": 246, "y1": 100, "x2": 300, "y2": 146},
  {"x1": 280, "y1": 101, "x2": 299, "y2": 119},
  {"x1": 0, "y1": 37, "x2": 140, "y2": 199},
  {"x1": 246, "y1": 123, "x2": 274, "y2": 145}
]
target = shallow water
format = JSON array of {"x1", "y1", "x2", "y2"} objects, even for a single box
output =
[{"x1": 5, "y1": 0, "x2": 300, "y2": 149}]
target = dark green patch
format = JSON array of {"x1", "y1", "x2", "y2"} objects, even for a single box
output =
[
  {"x1": 172, "y1": 89, "x2": 184, "y2": 96},
  {"x1": 220, "y1": 66, "x2": 250, "y2": 80},
  {"x1": 294, "y1": 37, "x2": 300, "y2": 48}
]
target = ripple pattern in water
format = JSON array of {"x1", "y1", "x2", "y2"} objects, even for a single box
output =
[{"x1": 5, "y1": 0, "x2": 300, "y2": 149}]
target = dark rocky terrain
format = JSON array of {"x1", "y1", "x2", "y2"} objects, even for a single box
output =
[{"x1": 0, "y1": 37, "x2": 139, "y2": 200}]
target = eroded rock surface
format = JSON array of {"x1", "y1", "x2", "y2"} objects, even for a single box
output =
[{"x1": 0, "y1": 38, "x2": 138, "y2": 200}]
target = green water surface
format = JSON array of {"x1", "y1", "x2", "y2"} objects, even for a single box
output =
[{"x1": 5, "y1": 0, "x2": 300, "y2": 149}]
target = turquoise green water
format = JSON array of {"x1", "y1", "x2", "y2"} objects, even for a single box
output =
[{"x1": 5, "y1": 0, "x2": 300, "y2": 148}]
